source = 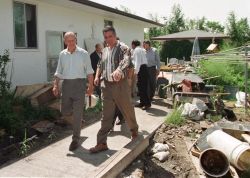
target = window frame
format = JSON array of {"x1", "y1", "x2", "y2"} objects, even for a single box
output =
[
  {"x1": 13, "y1": 1, "x2": 38, "y2": 49},
  {"x1": 104, "y1": 19, "x2": 113, "y2": 27}
]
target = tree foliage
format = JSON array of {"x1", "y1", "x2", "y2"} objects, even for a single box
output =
[{"x1": 226, "y1": 12, "x2": 250, "y2": 46}]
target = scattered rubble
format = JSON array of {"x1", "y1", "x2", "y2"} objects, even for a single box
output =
[{"x1": 31, "y1": 120, "x2": 55, "y2": 133}]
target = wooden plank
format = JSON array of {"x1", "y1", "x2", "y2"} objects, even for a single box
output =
[
  {"x1": 242, "y1": 134, "x2": 250, "y2": 144},
  {"x1": 15, "y1": 83, "x2": 48, "y2": 97},
  {"x1": 30, "y1": 86, "x2": 56, "y2": 106},
  {"x1": 200, "y1": 121, "x2": 213, "y2": 130},
  {"x1": 184, "y1": 137, "x2": 206, "y2": 178}
]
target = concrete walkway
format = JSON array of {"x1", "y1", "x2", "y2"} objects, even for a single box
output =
[{"x1": 0, "y1": 100, "x2": 168, "y2": 178}]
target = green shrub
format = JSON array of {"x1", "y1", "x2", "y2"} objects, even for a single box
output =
[
  {"x1": 0, "y1": 50, "x2": 11, "y2": 96},
  {"x1": 197, "y1": 59, "x2": 249, "y2": 92},
  {"x1": 0, "y1": 92, "x2": 57, "y2": 136}
]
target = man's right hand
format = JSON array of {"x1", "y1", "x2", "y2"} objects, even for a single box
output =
[
  {"x1": 94, "y1": 77, "x2": 100, "y2": 86},
  {"x1": 52, "y1": 86, "x2": 59, "y2": 97}
]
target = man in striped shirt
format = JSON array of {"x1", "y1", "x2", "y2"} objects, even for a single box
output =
[{"x1": 89, "y1": 26, "x2": 138, "y2": 153}]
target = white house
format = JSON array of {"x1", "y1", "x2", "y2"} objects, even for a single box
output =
[{"x1": 0, "y1": 0, "x2": 162, "y2": 87}]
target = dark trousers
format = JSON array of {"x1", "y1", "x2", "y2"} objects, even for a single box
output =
[
  {"x1": 138, "y1": 64, "x2": 151, "y2": 106},
  {"x1": 147, "y1": 66, "x2": 157, "y2": 100}
]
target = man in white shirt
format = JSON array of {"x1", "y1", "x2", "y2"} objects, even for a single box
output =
[
  {"x1": 53, "y1": 32, "x2": 94, "y2": 151},
  {"x1": 132, "y1": 40, "x2": 151, "y2": 110}
]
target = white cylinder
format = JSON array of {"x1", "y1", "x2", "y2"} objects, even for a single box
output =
[
  {"x1": 199, "y1": 148, "x2": 229, "y2": 177},
  {"x1": 207, "y1": 130, "x2": 250, "y2": 170}
]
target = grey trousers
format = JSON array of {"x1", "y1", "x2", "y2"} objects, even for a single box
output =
[
  {"x1": 61, "y1": 79, "x2": 86, "y2": 142},
  {"x1": 97, "y1": 79, "x2": 138, "y2": 144}
]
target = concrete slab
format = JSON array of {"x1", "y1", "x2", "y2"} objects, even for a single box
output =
[{"x1": 0, "y1": 102, "x2": 168, "y2": 178}]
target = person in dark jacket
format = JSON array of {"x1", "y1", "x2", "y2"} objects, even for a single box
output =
[{"x1": 90, "y1": 43, "x2": 102, "y2": 98}]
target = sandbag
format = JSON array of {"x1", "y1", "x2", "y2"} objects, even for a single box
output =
[
  {"x1": 152, "y1": 143, "x2": 169, "y2": 153},
  {"x1": 153, "y1": 151, "x2": 170, "y2": 162}
]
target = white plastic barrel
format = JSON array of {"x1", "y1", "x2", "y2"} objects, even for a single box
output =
[{"x1": 207, "y1": 130, "x2": 250, "y2": 170}]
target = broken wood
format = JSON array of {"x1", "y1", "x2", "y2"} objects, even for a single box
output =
[
  {"x1": 32, "y1": 120, "x2": 55, "y2": 133},
  {"x1": 30, "y1": 85, "x2": 56, "y2": 106},
  {"x1": 229, "y1": 165, "x2": 240, "y2": 178},
  {"x1": 200, "y1": 121, "x2": 213, "y2": 130},
  {"x1": 15, "y1": 83, "x2": 48, "y2": 97},
  {"x1": 184, "y1": 137, "x2": 206, "y2": 178},
  {"x1": 191, "y1": 147, "x2": 201, "y2": 158},
  {"x1": 242, "y1": 133, "x2": 250, "y2": 144}
]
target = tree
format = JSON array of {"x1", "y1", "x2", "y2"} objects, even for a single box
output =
[
  {"x1": 226, "y1": 11, "x2": 250, "y2": 46},
  {"x1": 145, "y1": 13, "x2": 164, "y2": 49},
  {"x1": 164, "y1": 4, "x2": 186, "y2": 33},
  {"x1": 205, "y1": 21, "x2": 224, "y2": 33},
  {"x1": 115, "y1": 5, "x2": 136, "y2": 14},
  {"x1": 186, "y1": 17, "x2": 224, "y2": 33}
]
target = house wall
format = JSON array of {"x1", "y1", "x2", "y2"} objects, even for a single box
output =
[{"x1": 0, "y1": 0, "x2": 145, "y2": 87}]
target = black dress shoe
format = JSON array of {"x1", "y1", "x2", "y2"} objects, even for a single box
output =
[
  {"x1": 69, "y1": 140, "x2": 79, "y2": 151},
  {"x1": 142, "y1": 105, "x2": 151, "y2": 110},
  {"x1": 135, "y1": 103, "x2": 144, "y2": 108}
]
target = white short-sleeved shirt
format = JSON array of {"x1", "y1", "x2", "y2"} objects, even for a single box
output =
[
  {"x1": 54, "y1": 46, "x2": 94, "y2": 79},
  {"x1": 132, "y1": 46, "x2": 148, "y2": 74}
]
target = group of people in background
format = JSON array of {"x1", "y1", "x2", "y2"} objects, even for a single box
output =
[
  {"x1": 90, "y1": 36, "x2": 160, "y2": 111},
  {"x1": 52, "y1": 26, "x2": 160, "y2": 153}
]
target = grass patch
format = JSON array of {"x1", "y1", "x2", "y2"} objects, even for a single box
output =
[
  {"x1": 165, "y1": 108, "x2": 185, "y2": 126},
  {"x1": 209, "y1": 115, "x2": 222, "y2": 122}
]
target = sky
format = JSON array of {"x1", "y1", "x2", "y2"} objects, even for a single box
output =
[{"x1": 92, "y1": 0, "x2": 250, "y2": 25}]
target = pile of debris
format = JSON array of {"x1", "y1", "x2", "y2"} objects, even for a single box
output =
[
  {"x1": 119, "y1": 122, "x2": 202, "y2": 178},
  {"x1": 189, "y1": 120, "x2": 250, "y2": 177}
]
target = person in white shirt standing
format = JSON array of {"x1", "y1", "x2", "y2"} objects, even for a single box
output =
[
  {"x1": 53, "y1": 32, "x2": 94, "y2": 151},
  {"x1": 132, "y1": 40, "x2": 151, "y2": 110}
]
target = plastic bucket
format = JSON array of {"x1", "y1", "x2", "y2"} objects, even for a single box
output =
[
  {"x1": 207, "y1": 130, "x2": 250, "y2": 170},
  {"x1": 199, "y1": 148, "x2": 229, "y2": 177}
]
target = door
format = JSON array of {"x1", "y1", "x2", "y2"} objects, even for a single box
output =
[{"x1": 46, "y1": 31, "x2": 63, "y2": 81}]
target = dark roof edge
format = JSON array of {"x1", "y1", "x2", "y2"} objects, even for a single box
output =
[
  {"x1": 70, "y1": 0, "x2": 164, "y2": 27},
  {"x1": 151, "y1": 36, "x2": 230, "y2": 41}
]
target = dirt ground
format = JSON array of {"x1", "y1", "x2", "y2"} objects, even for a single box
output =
[
  {"x1": 118, "y1": 100, "x2": 250, "y2": 178},
  {"x1": 118, "y1": 122, "x2": 200, "y2": 178}
]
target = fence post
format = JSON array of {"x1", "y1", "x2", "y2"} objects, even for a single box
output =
[{"x1": 244, "y1": 46, "x2": 248, "y2": 115}]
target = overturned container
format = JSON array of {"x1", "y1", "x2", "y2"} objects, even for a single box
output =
[
  {"x1": 207, "y1": 130, "x2": 250, "y2": 170},
  {"x1": 200, "y1": 148, "x2": 229, "y2": 177}
]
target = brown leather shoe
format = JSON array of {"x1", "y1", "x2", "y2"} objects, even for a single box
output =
[
  {"x1": 69, "y1": 140, "x2": 79, "y2": 151},
  {"x1": 131, "y1": 130, "x2": 138, "y2": 140},
  {"x1": 89, "y1": 143, "x2": 108, "y2": 153}
]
